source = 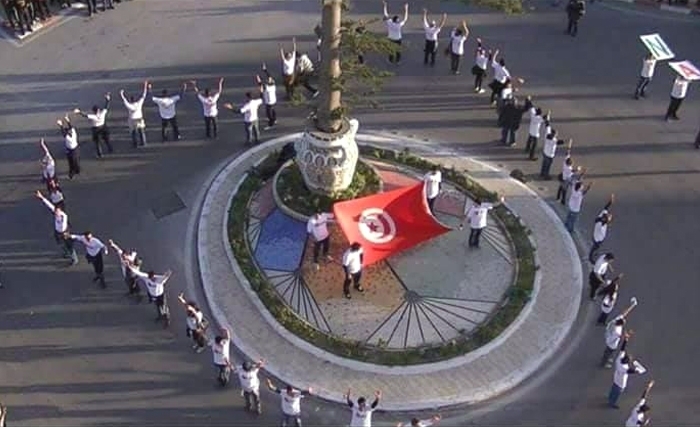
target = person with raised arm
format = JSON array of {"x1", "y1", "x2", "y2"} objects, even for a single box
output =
[
  {"x1": 108, "y1": 239, "x2": 141, "y2": 298},
  {"x1": 422, "y1": 8, "x2": 447, "y2": 67},
  {"x1": 472, "y1": 38, "x2": 490, "y2": 94},
  {"x1": 267, "y1": 378, "x2": 312, "y2": 427},
  {"x1": 39, "y1": 138, "x2": 56, "y2": 188},
  {"x1": 448, "y1": 20, "x2": 470, "y2": 75},
  {"x1": 257, "y1": 64, "x2": 278, "y2": 129},
  {"x1": 129, "y1": 266, "x2": 173, "y2": 327},
  {"x1": 69, "y1": 231, "x2": 108, "y2": 288},
  {"x1": 192, "y1": 77, "x2": 224, "y2": 139},
  {"x1": 608, "y1": 330, "x2": 647, "y2": 408},
  {"x1": 233, "y1": 359, "x2": 265, "y2": 414},
  {"x1": 397, "y1": 414, "x2": 441, "y2": 427},
  {"x1": 625, "y1": 380, "x2": 654, "y2": 426},
  {"x1": 280, "y1": 38, "x2": 297, "y2": 99},
  {"x1": 601, "y1": 298, "x2": 637, "y2": 367},
  {"x1": 177, "y1": 292, "x2": 208, "y2": 352},
  {"x1": 150, "y1": 81, "x2": 187, "y2": 142},
  {"x1": 56, "y1": 116, "x2": 81, "y2": 179},
  {"x1": 210, "y1": 326, "x2": 232, "y2": 385},
  {"x1": 382, "y1": 1, "x2": 409, "y2": 64},
  {"x1": 346, "y1": 388, "x2": 382, "y2": 427},
  {"x1": 120, "y1": 80, "x2": 149, "y2": 147},
  {"x1": 74, "y1": 93, "x2": 113, "y2": 158},
  {"x1": 35, "y1": 190, "x2": 77, "y2": 264}
]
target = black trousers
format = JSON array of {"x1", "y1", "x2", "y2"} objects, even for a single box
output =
[
  {"x1": 695, "y1": 128, "x2": 700, "y2": 148},
  {"x1": 86, "y1": 0, "x2": 97, "y2": 14},
  {"x1": 265, "y1": 104, "x2": 277, "y2": 127},
  {"x1": 424, "y1": 40, "x2": 437, "y2": 65},
  {"x1": 450, "y1": 53, "x2": 463, "y2": 73},
  {"x1": 556, "y1": 181, "x2": 569, "y2": 205},
  {"x1": 91, "y1": 126, "x2": 112, "y2": 157},
  {"x1": 87, "y1": 252, "x2": 104, "y2": 276},
  {"x1": 589, "y1": 272, "x2": 604, "y2": 300},
  {"x1": 665, "y1": 96, "x2": 684, "y2": 119},
  {"x1": 33, "y1": 0, "x2": 51, "y2": 20},
  {"x1": 66, "y1": 147, "x2": 81, "y2": 178},
  {"x1": 161, "y1": 116, "x2": 180, "y2": 141},
  {"x1": 566, "y1": 18, "x2": 579, "y2": 36},
  {"x1": 469, "y1": 227, "x2": 484, "y2": 247},
  {"x1": 312, "y1": 237, "x2": 330, "y2": 263},
  {"x1": 634, "y1": 76, "x2": 651, "y2": 98},
  {"x1": 296, "y1": 74, "x2": 317, "y2": 95},
  {"x1": 474, "y1": 68, "x2": 486, "y2": 90},
  {"x1": 589, "y1": 240, "x2": 602, "y2": 263},
  {"x1": 525, "y1": 135, "x2": 538, "y2": 159},
  {"x1": 427, "y1": 196, "x2": 437, "y2": 214},
  {"x1": 343, "y1": 271, "x2": 362, "y2": 296},
  {"x1": 388, "y1": 39, "x2": 402, "y2": 63},
  {"x1": 204, "y1": 116, "x2": 217, "y2": 138}
]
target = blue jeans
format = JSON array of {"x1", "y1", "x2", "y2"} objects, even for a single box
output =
[
  {"x1": 565, "y1": 210, "x2": 579, "y2": 232},
  {"x1": 608, "y1": 383, "x2": 623, "y2": 407},
  {"x1": 281, "y1": 413, "x2": 301, "y2": 427},
  {"x1": 245, "y1": 120, "x2": 260, "y2": 144}
]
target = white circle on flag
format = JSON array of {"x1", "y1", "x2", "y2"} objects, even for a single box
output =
[{"x1": 358, "y1": 208, "x2": 397, "y2": 244}]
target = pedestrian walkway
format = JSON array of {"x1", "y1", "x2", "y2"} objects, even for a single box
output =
[{"x1": 196, "y1": 132, "x2": 583, "y2": 411}]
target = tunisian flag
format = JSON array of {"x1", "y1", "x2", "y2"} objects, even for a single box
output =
[{"x1": 332, "y1": 183, "x2": 451, "y2": 267}]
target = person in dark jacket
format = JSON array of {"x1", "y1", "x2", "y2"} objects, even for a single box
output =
[
  {"x1": 498, "y1": 96, "x2": 533, "y2": 146},
  {"x1": 565, "y1": 0, "x2": 585, "y2": 37}
]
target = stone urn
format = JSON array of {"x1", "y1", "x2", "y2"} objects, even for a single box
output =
[{"x1": 294, "y1": 118, "x2": 360, "y2": 195}]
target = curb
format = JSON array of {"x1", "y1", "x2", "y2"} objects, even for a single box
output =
[
  {"x1": 196, "y1": 132, "x2": 583, "y2": 411},
  {"x1": 606, "y1": 0, "x2": 700, "y2": 14}
]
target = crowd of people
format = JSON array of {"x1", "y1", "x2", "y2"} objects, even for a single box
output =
[{"x1": 5, "y1": 1, "x2": 686, "y2": 426}]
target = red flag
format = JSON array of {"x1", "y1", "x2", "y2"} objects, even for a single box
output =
[{"x1": 332, "y1": 183, "x2": 451, "y2": 267}]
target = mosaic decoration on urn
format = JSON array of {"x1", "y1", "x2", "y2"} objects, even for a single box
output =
[{"x1": 294, "y1": 118, "x2": 359, "y2": 194}]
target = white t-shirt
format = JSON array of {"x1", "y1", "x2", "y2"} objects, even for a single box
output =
[
  {"x1": 212, "y1": 338, "x2": 230, "y2": 366},
  {"x1": 466, "y1": 202, "x2": 494, "y2": 229},
  {"x1": 71, "y1": 235, "x2": 105, "y2": 257},
  {"x1": 152, "y1": 95, "x2": 180, "y2": 119},
  {"x1": 64, "y1": 127, "x2": 79, "y2": 150},
  {"x1": 307, "y1": 213, "x2": 333, "y2": 241},
  {"x1": 601, "y1": 291, "x2": 617, "y2": 314},
  {"x1": 450, "y1": 31, "x2": 468, "y2": 56},
  {"x1": 131, "y1": 269, "x2": 168, "y2": 297},
  {"x1": 613, "y1": 351, "x2": 642, "y2": 390},
  {"x1": 605, "y1": 316, "x2": 623, "y2": 349},
  {"x1": 42, "y1": 156, "x2": 55, "y2": 179},
  {"x1": 385, "y1": 18, "x2": 407, "y2": 41},
  {"x1": 49, "y1": 189, "x2": 64, "y2": 205},
  {"x1": 197, "y1": 93, "x2": 221, "y2": 117},
  {"x1": 475, "y1": 52, "x2": 488, "y2": 70},
  {"x1": 528, "y1": 108, "x2": 544, "y2": 137},
  {"x1": 186, "y1": 310, "x2": 203, "y2": 330},
  {"x1": 542, "y1": 136, "x2": 560, "y2": 158},
  {"x1": 86, "y1": 109, "x2": 108, "y2": 127},
  {"x1": 567, "y1": 188, "x2": 585, "y2": 212},
  {"x1": 54, "y1": 210, "x2": 69, "y2": 233},
  {"x1": 349, "y1": 406, "x2": 376, "y2": 427},
  {"x1": 342, "y1": 248, "x2": 363, "y2": 274},
  {"x1": 625, "y1": 399, "x2": 648, "y2": 427},
  {"x1": 423, "y1": 171, "x2": 442, "y2": 199},
  {"x1": 501, "y1": 86, "x2": 513, "y2": 100},
  {"x1": 237, "y1": 367, "x2": 260, "y2": 393},
  {"x1": 593, "y1": 220, "x2": 608, "y2": 242},
  {"x1": 262, "y1": 83, "x2": 277, "y2": 106},
  {"x1": 640, "y1": 58, "x2": 657, "y2": 78},
  {"x1": 123, "y1": 97, "x2": 145, "y2": 120},
  {"x1": 423, "y1": 22, "x2": 440, "y2": 41},
  {"x1": 283, "y1": 53, "x2": 297, "y2": 76},
  {"x1": 240, "y1": 98, "x2": 263, "y2": 123},
  {"x1": 671, "y1": 78, "x2": 689, "y2": 98},
  {"x1": 593, "y1": 255, "x2": 610, "y2": 277},
  {"x1": 492, "y1": 61, "x2": 511, "y2": 83},
  {"x1": 280, "y1": 390, "x2": 304, "y2": 415}
]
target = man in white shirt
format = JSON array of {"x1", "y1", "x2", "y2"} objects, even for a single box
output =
[
  {"x1": 192, "y1": 77, "x2": 224, "y2": 139},
  {"x1": 307, "y1": 211, "x2": 335, "y2": 270},
  {"x1": 589, "y1": 211, "x2": 612, "y2": 263},
  {"x1": 608, "y1": 332, "x2": 646, "y2": 408},
  {"x1": 39, "y1": 138, "x2": 56, "y2": 187},
  {"x1": 397, "y1": 414, "x2": 441, "y2": 427},
  {"x1": 423, "y1": 166, "x2": 442, "y2": 214},
  {"x1": 56, "y1": 116, "x2": 81, "y2": 179},
  {"x1": 634, "y1": 54, "x2": 657, "y2": 100},
  {"x1": 129, "y1": 267, "x2": 173, "y2": 325},
  {"x1": 346, "y1": 388, "x2": 381, "y2": 427},
  {"x1": 472, "y1": 38, "x2": 490, "y2": 93},
  {"x1": 74, "y1": 93, "x2": 113, "y2": 158},
  {"x1": 422, "y1": 9, "x2": 446, "y2": 67},
  {"x1": 177, "y1": 293, "x2": 207, "y2": 351},
  {"x1": 226, "y1": 93, "x2": 264, "y2": 145},
  {"x1": 258, "y1": 65, "x2": 278, "y2": 129},
  {"x1": 150, "y1": 82, "x2": 186, "y2": 142},
  {"x1": 555, "y1": 146, "x2": 585, "y2": 205},
  {"x1": 590, "y1": 252, "x2": 614, "y2": 300},
  {"x1": 539, "y1": 130, "x2": 568, "y2": 180},
  {"x1": 564, "y1": 180, "x2": 592, "y2": 233},
  {"x1": 35, "y1": 190, "x2": 77, "y2": 265},
  {"x1": 120, "y1": 80, "x2": 149, "y2": 147},
  {"x1": 108, "y1": 239, "x2": 141, "y2": 297},
  {"x1": 296, "y1": 53, "x2": 319, "y2": 98},
  {"x1": 462, "y1": 197, "x2": 504, "y2": 248},
  {"x1": 210, "y1": 327, "x2": 232, "y2": 386},
  {"x1": 449, "y1": 20, "x2": 470, "y2": 75},
  {"x1": 342, "y1": 242, "x2": 364, "y2": 299},
  {"x1": 524, "y1": 106, "x2": 549, "y2": 161},
  {"x1": 600, "y1": 298, "x2": 636, "y2": 366},
  {"x1": 69, "y1": 231, "x2": 108, "y2": 287},
  {"x1": 267, "y1": 379, "x2": 312, "y2": 427},
  {"x1": 664, "y1": 75, "x2": 690, "y2": 121},
  {"x1": 625, "y1": 381, "x2": 654, "y2": 427},
  {"x1": 280, "y1": 38, "x2": 297, "y2": 99},
  {"x1": 234, "y1": 359, "x2": 265, "y2": 414},
  {"x1": 489, "y1": 50, "x2": 511, "y2": 104},
  {"x1": 382, "y1": 1, "x2": 408, "y2": 64}
]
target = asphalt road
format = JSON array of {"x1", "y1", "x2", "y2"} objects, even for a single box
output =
[{"x1": 0, "y1": 0, "x2": 699, "y2": 426}]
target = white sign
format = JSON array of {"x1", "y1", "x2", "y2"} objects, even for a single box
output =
[
  {"x1": 669, "y1": 60, "x2": 700, "y2": 81},
  {"x1": 639, "y1": 33, "x2": 675, "y2": 60}
]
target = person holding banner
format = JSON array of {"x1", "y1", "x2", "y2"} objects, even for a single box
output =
[
  {"x1": 665, "y1": 75, "x2": 690, "y2": 121},
  {"x1": 634, "y1": 53, "x2": 657, "y2": 100}
]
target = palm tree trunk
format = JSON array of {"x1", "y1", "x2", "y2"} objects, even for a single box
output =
[{"x1": 316, "y1": 0, "x2": 343, "y2": 134}]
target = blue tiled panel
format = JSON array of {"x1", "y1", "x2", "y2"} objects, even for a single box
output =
[{"x1": 254, "y1": 209, "x2": 307, "y2": 272}]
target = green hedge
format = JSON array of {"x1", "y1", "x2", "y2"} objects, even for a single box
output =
[
  {"x1": 462, "y1": 0, "x2": 524, "y2": 14},
  {"x1": 227, "y1": 147, "x2": 536, "y2": 365}
]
